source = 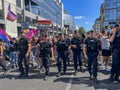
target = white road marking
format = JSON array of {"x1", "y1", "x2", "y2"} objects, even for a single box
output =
[{"x1": 65, "y1": 75, "x2": 74, "y2": 90}]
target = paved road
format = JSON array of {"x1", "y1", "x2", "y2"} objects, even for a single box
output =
[{"x1": 0, "y1": 64, "x2": 120, "y2": 90}]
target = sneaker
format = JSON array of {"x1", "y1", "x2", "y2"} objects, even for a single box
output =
[
  {"x1": 56, "y1": 73, "x2": 62, "y2": 77},
  {"x1": 17, "y1": 74, "x2": 25, "y2": 78},
  {"x1": 114, "y1": 78, "x2": 120, "y2": 82},
  {"x1": 93, "y1": 77, "x2": 99, "y2": 83},
  {"x1": 74, "y1": 71, "x2": 78, "y2": 76},
  {"x1": 44, "y1": 76, "x2": 48, "y2": 81}
]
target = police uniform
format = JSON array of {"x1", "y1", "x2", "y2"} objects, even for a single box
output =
[
  {"x1": 71, "y1": 37, "x2": 83, "y2": 72},
  {"x1": 56, "y1": 39, "x2": 68, "y2": 74},
  {"x1": 85, "y1": 37, "x2": 100, "y2": 79},
  {"x1": 110, "y1": 32, "x2": 120, "y2": 81},
  {"x1": 18, "y1": 37, "x2": 29, "y2": 77},
  {"x1": 40, "y1": 41, "x2": 52, "y2": 78}
]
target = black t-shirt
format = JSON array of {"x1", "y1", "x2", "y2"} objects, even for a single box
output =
[
  {"x1": 71, "y1": 37, "x2": 83, "y2": 51},
  {"x1": 39, "y1": 41, "x2": 52, "y2": 57},
  {"x1": 84, "y1": 37, "x2": 100, "y2": 54},
  {"x1": 56, "y1": 39, "x2": 68, "y2": 53},
  {"x1": 18, "y1": 37, "x2": 28, "y2": 53}
]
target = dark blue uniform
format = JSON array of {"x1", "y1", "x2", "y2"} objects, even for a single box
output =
[
  {"x1": 56, "y1": 39, "x2": 68, "y2": 74},
  {"x1": 110, "y1": 32, "x2": 120, "y2": 80},
  {"x1": 71, "y1": 37, "x2": 83, "y2": 72},
  {"x1": 85, "y1": 37, "x2": 100, "y2": 78},
  {"x1": 40, "y1": 41, "x2": 52, "y2": 77}
]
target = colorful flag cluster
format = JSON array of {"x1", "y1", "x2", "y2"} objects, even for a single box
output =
[
  {"x1": 0, "y1": 28, "x2": 12, "y2": 45},
  {"x1": 7, "y1": 4, "x2": 18, "y2": 22},
  {"x1": 23, "y1": 29, "x2": 38, "y2": 40}
]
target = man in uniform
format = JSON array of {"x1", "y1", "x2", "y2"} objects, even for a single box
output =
[
  {"x1": 18, "y1": 32, "x2": 30, "y2": 78},
  {"x1": 39, "y1": 34, "x2": 52, "y2": 81},
  {"x1": 109, "y1": 24, "x2": 120, "y2": 82},
  {"x1": 83, "y1": 30, "x2": 101, "y2": 83},
  {"x1": 56, "y1": 33, "x2": 69, "y2": 77},
  {"x1": 71, "y1": 31, "x2": 83, "y2": 75}
]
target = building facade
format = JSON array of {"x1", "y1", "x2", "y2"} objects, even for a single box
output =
[
  {"x1": 0, "y1": 0, "x2": 63, "y2": 37},
  {"x1": 105, "y1": 0, "x2": 120, "y2": 28},
  {"x1": 93, "y1": 18, "x2": 101, "y2": 33},
  {"x1": 64, "y1": 13, "x2": 75, "y2": 34}
]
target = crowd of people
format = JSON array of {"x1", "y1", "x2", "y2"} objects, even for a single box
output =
[{"x1": 0, "y1": 24, "x2": 120, "y2": 83}]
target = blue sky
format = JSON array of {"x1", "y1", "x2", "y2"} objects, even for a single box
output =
[{"x1": 62, "y1": 0, "x2": 104, "y2": 31}]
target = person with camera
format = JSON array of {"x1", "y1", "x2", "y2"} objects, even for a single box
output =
[
  {"x1": 83, "y1": 30, "x2": 101, "y2": 83},
  {"x1": 56, "y1": 33, "x2": 69, "y2": 77},
  {"x1": 71, "y1": 31, "x2": 83, "y2": 75},
  {"x1": 17, "y1": 32, "x2": 31, "y2": 78},
  {"x1": 39, "y1": 34, "x2": 52, "y2": 81},
  {"x1": 109, "y1": 24, "x2": 120, "y2": 82}
]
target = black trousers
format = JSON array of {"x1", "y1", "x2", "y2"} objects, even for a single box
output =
[
  {"x1": 18, "y1": 53, "x2": 29, "y2": 75},
  {"x1": 0, "y1": 59, "x2": 7, "y2": 72},
  {"x1": 87, "y1": 53, "x2": 98, "y2": 78},
  {"x1": 42, "y1": 56, "x2": 50, "y2": 76},
  {"x1": 57, "y1": 52, "x2": 67, "y2": 73},
  {"x1": 73, "y1": 50, "x2": 82, "y2": 71},
  {"x1": 111, "y1": 49, "x2": 120, "y2": 79}
]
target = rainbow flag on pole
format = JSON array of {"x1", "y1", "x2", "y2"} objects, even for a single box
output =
[{"x1": 7, "y1": 4, "x2": 18, "y2": 22}]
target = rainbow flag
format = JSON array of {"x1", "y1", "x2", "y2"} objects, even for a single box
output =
[{"x1": 7, "y1": 4, "x2": 18, "y2": 22}]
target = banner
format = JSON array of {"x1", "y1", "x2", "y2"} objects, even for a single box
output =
[{"x1": 7, "y1": 4, "x2": 18, "y2": 22}]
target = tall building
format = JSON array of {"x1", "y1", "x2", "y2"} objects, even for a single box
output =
[
  {"x1": 105, "y1": 0, "x2": 120, "y2": 28},
  {"x1": 0, "y1": 0, "x2": 63, "y2": 37},
  {"x1": 93, "y1": 18, "x2": 101, "y2": 33},
  {"x1": 64, "y1": 12, "x2": 75, "y2": 34}
]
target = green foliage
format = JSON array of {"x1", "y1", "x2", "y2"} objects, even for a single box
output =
[{"x1": 78, "y1": 27, "x2": 85, "y2": 34}]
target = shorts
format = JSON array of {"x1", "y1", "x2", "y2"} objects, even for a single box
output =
[{"x1": 102, "y1": 49, "x2": 111, "y2": 56}]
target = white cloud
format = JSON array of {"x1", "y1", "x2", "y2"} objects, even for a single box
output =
[
  {"x1": 85, "y1": 21, "x2": 89, "y2": 24},
  {"x1": 74, "y1": 16, "x2": 84, "y2": 19}
]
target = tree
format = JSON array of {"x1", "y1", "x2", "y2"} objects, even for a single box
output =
[{"x1": 78, "y1": 27, "x2": 85, "y2": 34}]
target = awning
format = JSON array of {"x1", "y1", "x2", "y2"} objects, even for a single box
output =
[{"x1": 38, "y1": 20, "x2": 52, "y2": 25}]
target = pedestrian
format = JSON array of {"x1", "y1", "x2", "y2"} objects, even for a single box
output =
[
  {"x1": 83, "y1": 30, "x2": 101, "y2": 83},
  {"x1": 109, "y1": 24, "x2": 120, "y2": 82},
  {"x1": 17, "y1": 32, "x2": 31, "y2": 78},
  {"x1": 56, "y1": 33, "x2": 69, "y2": 77},
  {"x1": 71, "y1": 31, "x2": 83, "y2": 75},
  {"x1": 101, "y1": 30, "x2": 111, "y2": 71},
  {"x1": 39, "y1": 34, "x2": 52, "y2": 81}
]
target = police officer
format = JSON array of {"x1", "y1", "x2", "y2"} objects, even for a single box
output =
[
  {"x1": 83, "y1": 30, "x2": 101, "y2": 83},
  {"x1": 71, "y1": 31, "x2": 83, "y2": 75},
  {"x1": 39, "y1": 34, "x2": 52, "y2": 81},
  {"x1": 109, "y1": 24, "x2": 120, "y2": 82},
  {"x1": 18, "y1": 32, "x2": 30, "y2": 78},
  {"x1": 56, "y1": 33, "x2": 68, "y2": 77}
]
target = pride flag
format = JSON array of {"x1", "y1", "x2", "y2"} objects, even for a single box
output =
[{"x1": 7, "y1": 4, "x2": 18, "y2": 22}]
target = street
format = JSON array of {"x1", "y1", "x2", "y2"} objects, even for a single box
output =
[{"x1": 0, "y1": 64, "x2": 120, "y2": 90}]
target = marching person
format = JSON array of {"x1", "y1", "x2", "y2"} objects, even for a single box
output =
[
  {"x1": 109, "y1": 24, "x2": 120, "y2": 82},
  {"x1": 56, "y1": 33, "x2": 69, "y2": 77},
  {"x1": 83, "y1": 30, "x2": 101, "y2": 83},
  {"x1": 17, "y1": 32, "x2": 31, "y2": 78},
  {"x1": 71, "y1": 31, "x2": 83, "y2": 75},
  {"x1": 39, "y1": 34, "x2": 52, "y2": 81}
]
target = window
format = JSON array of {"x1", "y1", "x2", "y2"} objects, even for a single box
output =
[
  {"x1": 16, "y1": 0, "x2": 21, "y2": 7},
  {"x1": 0, "y1": 0, "x2": 3, "y2": 19}
]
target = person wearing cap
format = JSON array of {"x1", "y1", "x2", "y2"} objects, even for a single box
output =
[
  {"x1": 71, "y1": 31, "x2": 83, "y2": 75},
  {"x1": 83, "y1": 30, "x2": 101, "y2": 83},
  {"x1": 109, "y1": 24, "x2": 120, "y2": 82}
]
